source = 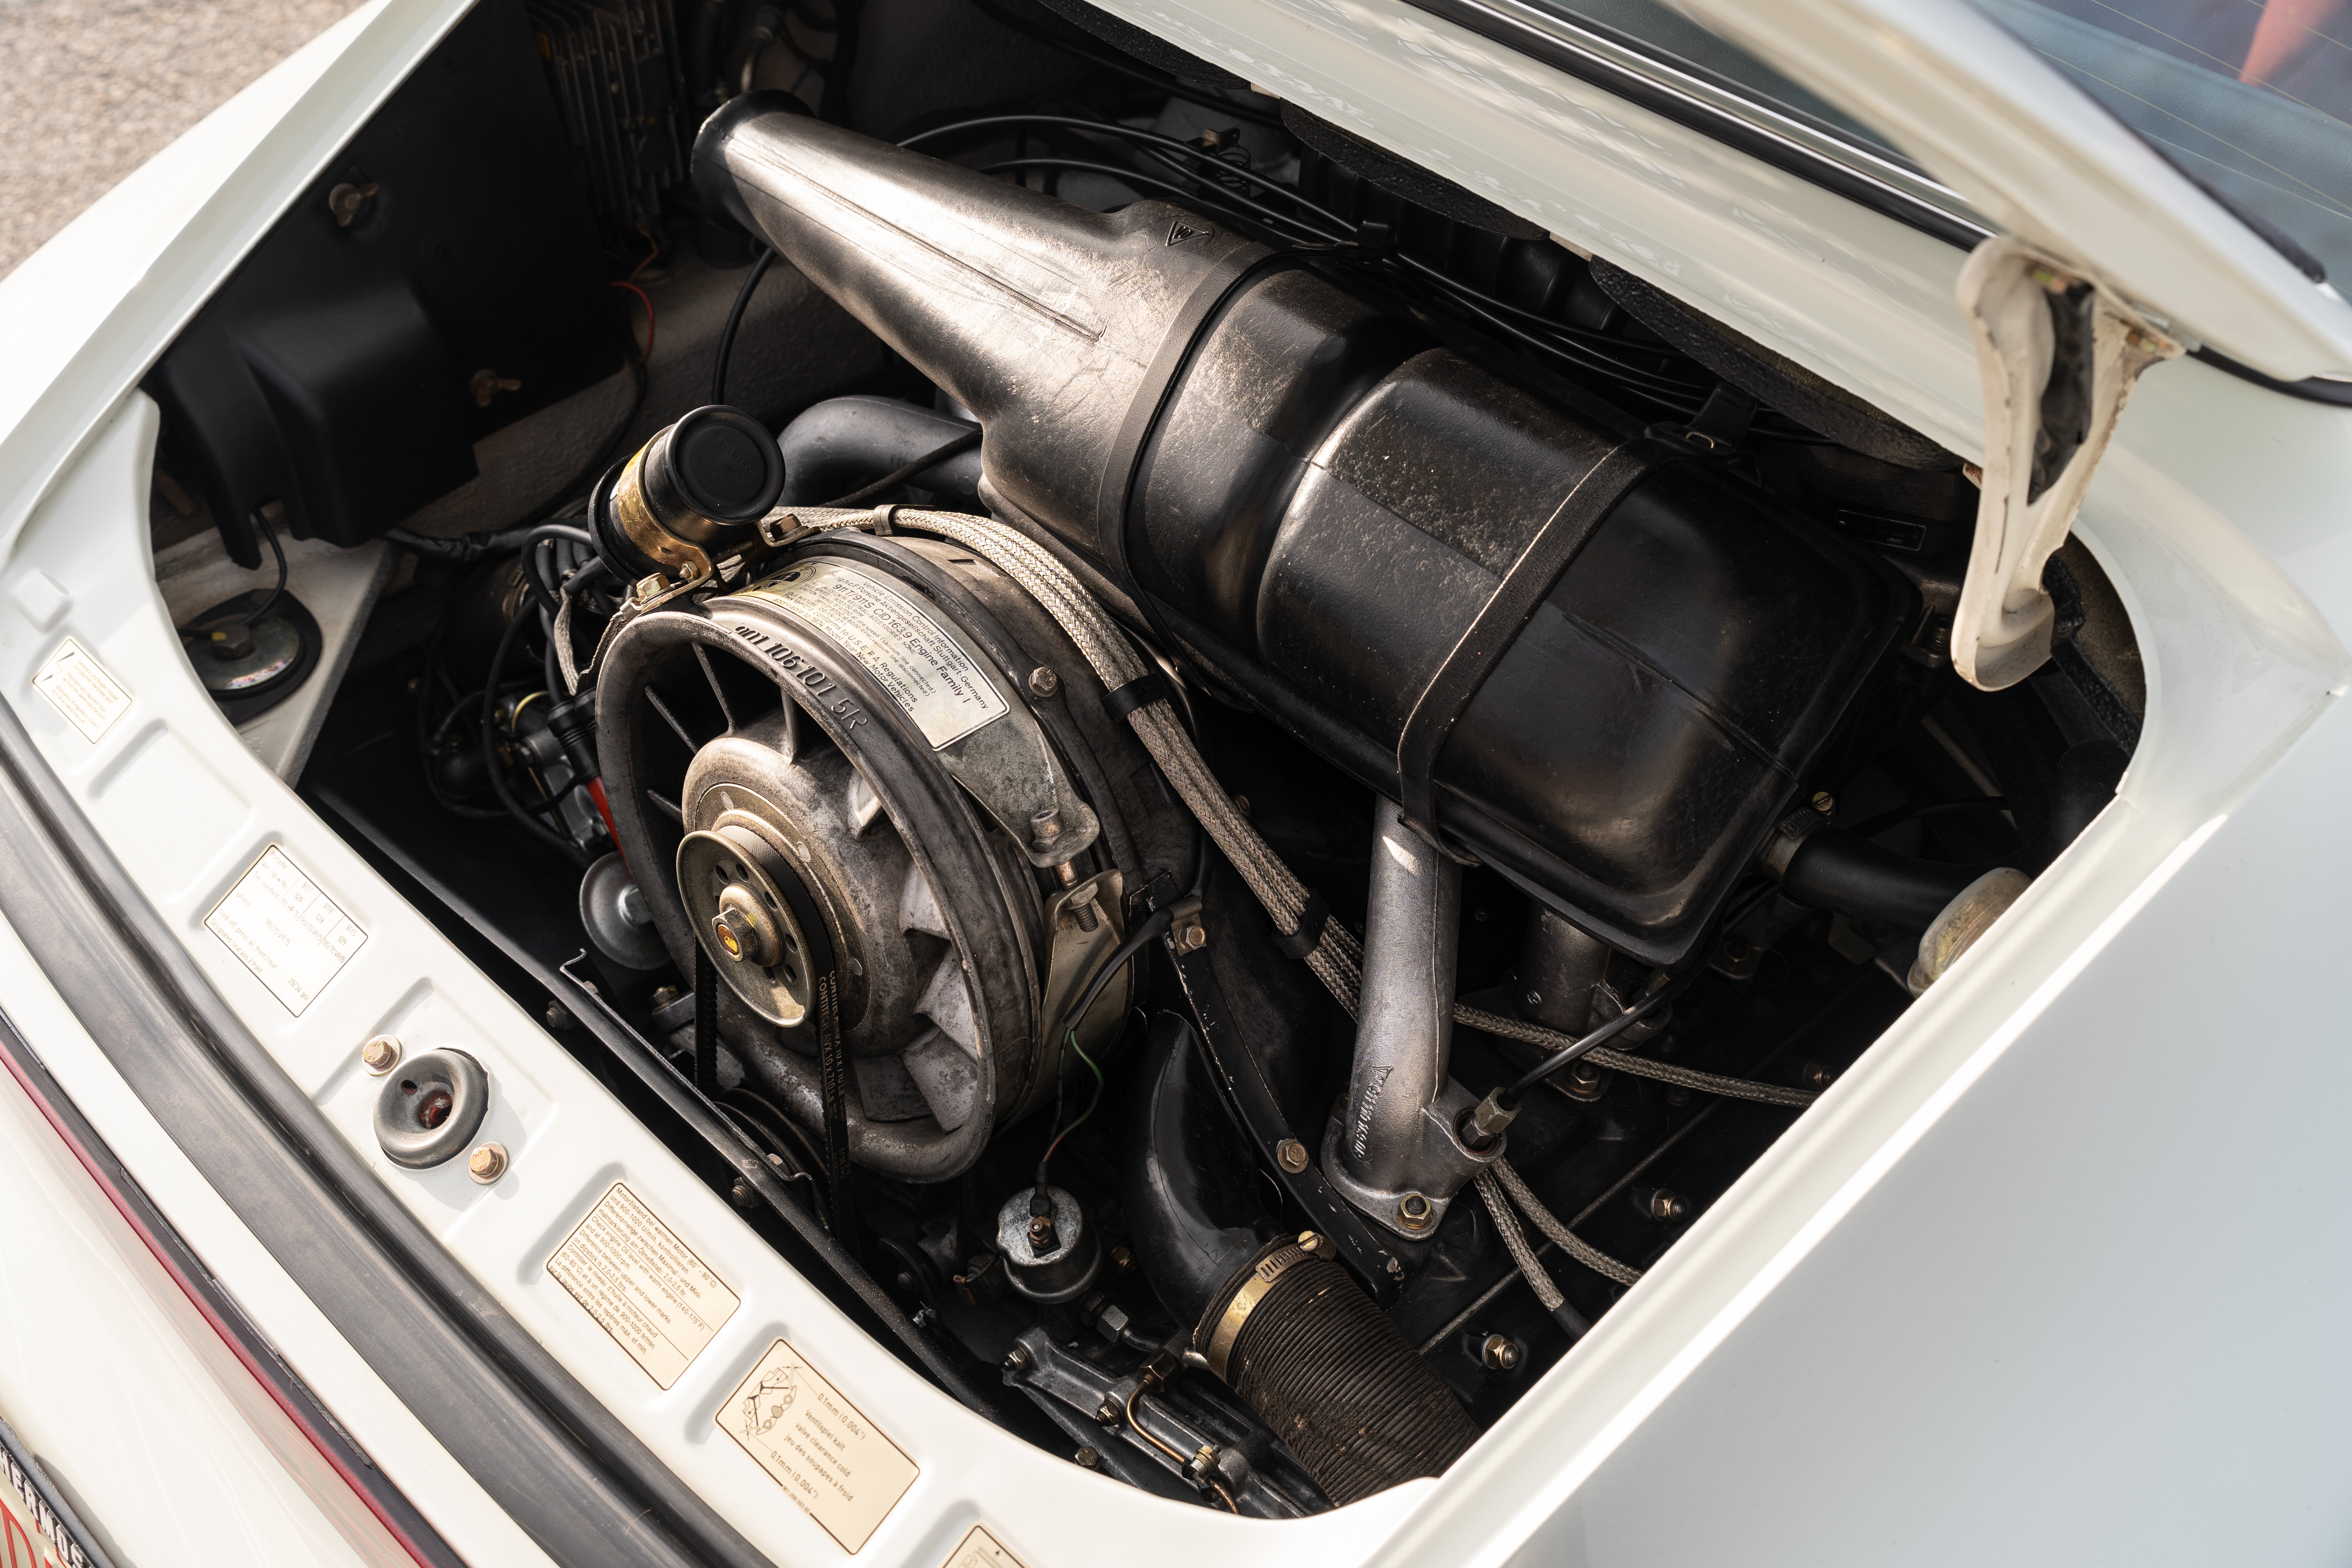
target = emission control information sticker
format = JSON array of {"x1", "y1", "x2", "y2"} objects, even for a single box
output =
[
  {"x1": 719, "y1": 1337, "x2": 918, "y2": 1553},
  {"x1": 548, "y1": 1182, "x2": 739, "y2": 1389},
  {"x1": 31, "y1": 637, "x2": 129, "y2": 743},
  {"x1": 203, "y1": 845, "x2": 366, "y2": 1016},
  {"x1": 751, "y1": 560, "x2": 1007, "y2": 748}
]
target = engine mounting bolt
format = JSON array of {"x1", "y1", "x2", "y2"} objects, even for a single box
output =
[
  {"x1": 1027, "y1": 665, "x2": 1060, "y2": 699},
  {"x1": 1094, "y1": 1395, "x2": 1123, "y2": 1426},
  {"x1": 1031, "y1": 806, "x2": 1066, "y2": 844},
  {"x1": 361, "y1": 1035, "x2": 402, "y2": 1075},
  {"x1": 467, "y1": 1143, "x2": 509, "y2": 1185},
  {"x1": 1648, "y1": 1189, "x2": 1688, "y2": 1222},
  {"x1": 1802, "y1": 1060, "x2": 1831, "y2": 1089},
  {"x1": 1073, "y1": 1446, "x2": 1101, "y2": 1470},
  {"x1": 1523, "y1": 989, "x2": 1543, "y2": 1009},
  {"x1": 1396, "y1": 1192, "x2": 1435, "y2": 1231},
  {"x1": 544, "y1": 1000, "x2": 577, "y2": 1031},
  {"x1": 1811, "y1": 790, "x2": 1836, "y2": 815},
  {"x1": 1276, "y1": 1138, "x2": 1310, "y2": 1173},
  {"x1": 1480, "y1": 1334, "x2": 1523, "y2": 1372},
  {"x1": 1004, "y1": 1345, "x2": 1033, "y2": 1373}
]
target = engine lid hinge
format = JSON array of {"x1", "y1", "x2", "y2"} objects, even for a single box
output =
[{"x1": 1952, "y1": 238, "x2": 2182, "y2": 691}]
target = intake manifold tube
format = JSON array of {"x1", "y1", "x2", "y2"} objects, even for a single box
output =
[
  {"x1": 1122, "y1": 1013, "x2": 1477, "y2": 1505},
  {"x1": 1321, "y1": 798, "x2": 1501, "y2": 1238}
]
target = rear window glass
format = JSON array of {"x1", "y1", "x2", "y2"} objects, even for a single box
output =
[{"x1": 1967, "y1": 0, "x2": 2352, "y2": 282}]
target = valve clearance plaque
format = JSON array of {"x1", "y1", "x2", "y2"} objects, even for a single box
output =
[{"x1": 718, "y1": 1338, "x2": 918, "y2": 1553}]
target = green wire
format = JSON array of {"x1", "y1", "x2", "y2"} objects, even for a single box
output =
[{"x1": 1040, "y1": 1027, "x2": 1106, "y2": 1178}]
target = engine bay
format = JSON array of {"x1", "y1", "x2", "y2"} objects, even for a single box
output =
[{"x1": 141, "y1": 0, "x2": 2147, "y2": 1519}]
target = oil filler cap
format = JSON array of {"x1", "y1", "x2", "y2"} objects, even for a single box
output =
[
  {"x1": 374, "y1": 1048, "x2": 492, "y2": 1169},
  {"x1": 668, "y1": 405, "x2": 784, "y2": 523}
]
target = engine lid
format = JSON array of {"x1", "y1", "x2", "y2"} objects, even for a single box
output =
[{"x1": 1670, "y1": 0, "x2": 2352, "y2": 383}]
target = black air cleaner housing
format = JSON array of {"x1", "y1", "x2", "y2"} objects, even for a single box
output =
[{"x1": 696, "y1": 99, "x2": 1901, "y2": 961}]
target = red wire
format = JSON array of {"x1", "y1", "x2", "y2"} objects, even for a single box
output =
[{"x1": 610, "y1": 280, "x2": 655, "y2": 363}]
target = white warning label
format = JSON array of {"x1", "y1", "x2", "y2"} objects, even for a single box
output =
[
  {"x1": 203, "y1": 845, "x2": 365, "y2": 1016},
  {"x1": 548, "y1": 1183, "x2": 739, "y2": 1389},
  {"x1": 749, "y1": 560, "x2": 1008, "y2": 748},
  {"x1": 718, "y1": 1337, "x2": 918, "y2": 1553},
  {"x1": 31, "y1": 637, "x2": 130, "y2": 743},
  {"x1": 942, "y1": 1524, "x2": 1029, "y2": 1568}
]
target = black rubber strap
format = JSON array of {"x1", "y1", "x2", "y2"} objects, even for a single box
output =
[
  {"x1": 1102, "y1": 668, "x2": 1171, "y2": 724},
  {"x1": 1396, "y1": 437, "x2": 1690, "y2": 840},
  {"x1": 1092, "y1": 243, "x2": 1305, "y2": 642},
  {"x1": 694, "y1": 945, "x2": 719, "y2": 1094},
  {"x1": 1272, "y1": 889, "x2": 1329, "y2": 960}
]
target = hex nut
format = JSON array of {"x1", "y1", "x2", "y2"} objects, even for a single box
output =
[
  {"x1": 1480, "y1": 1334, "x2": 1523, "y2": 1372},
  {"x1": 467, "y1": 1143, "x2": 509, "y2": 1184},
  {"x1": 1396, "y1": 1192, "x2": 1435, "y2": 1230},
  {"x1": 361, "y1": 1035, "x2": 402, "y2": 1075},
  {"x1": 1027, "y1": 666, "x2": 1060, "y2": 699},
  {"x1": 1276, "y1": 1138, "x2": 1310, "y2": 1173}
]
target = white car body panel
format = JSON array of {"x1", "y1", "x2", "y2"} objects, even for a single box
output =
[{"x1": 0, "y1": 0, "x2": 2347, "y2": 1564}]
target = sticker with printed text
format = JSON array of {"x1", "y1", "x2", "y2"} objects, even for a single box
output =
[
  {"x1": 31, "y1": 637, "x2": 129, "y2": 743},
  {"x1": 203, "y1": 845, "x2": 365, "y2": 1016},
  {"x1": 941, "y1": 1523, "x2": 1029, "y2": 1568},
  {"x1": 547, "y1": 1183, "x2": 739, "y2": 1388},
  {"x1": 718, "y1": 1337, "x2": 918, "y2": 1553}
]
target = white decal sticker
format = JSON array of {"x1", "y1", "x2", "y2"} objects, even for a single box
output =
[
  {"x1": 547, "y1": 1183, "x2": 739, "y2": 1389},
  {"x1": 719, "y1": 1338, "x2": 918, "y2": 1553},
  {"x1": 943, "y1": 1523, "x2": 1029, "y2": 1568},
  {"x1": 31, "y1": 637, "x2": 129, "y2": 743},
  {"x1": 751, "y1": 560, "x2": 1008, "y2": 748},
  {"x1": 203, "y1": 845, "x2": 365, "y2": 1016}
]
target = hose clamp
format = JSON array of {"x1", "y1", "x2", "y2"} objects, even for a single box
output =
[
  {"x1": 1198, "y1": 1234, "x2": 1322, "y2": 1383},
  {"x1": 1759, "y1": 805, "x2": 1829, "y2": 879}
]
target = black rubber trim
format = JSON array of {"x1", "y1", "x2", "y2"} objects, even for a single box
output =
[
  {"x1": 0, "y1": 1015, "x2": 462, "y2": 1567},
  {"x1": 1395, "y1": 436, "x2": 1689, "y2": 838},
  {"x1": 1397, "y1": 0, "x2": 1987, "y2": 252},
  {"x1": 2190, "y1": 345, "x2": 2352, "y2": 405},
  {"x1": 0, "y1": 696, "x2": 772, "y2": 1568}
]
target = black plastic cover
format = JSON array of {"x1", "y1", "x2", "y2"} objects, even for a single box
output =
[{"x1": 145, "y1": 0, "x2": 624, "y2": 565}]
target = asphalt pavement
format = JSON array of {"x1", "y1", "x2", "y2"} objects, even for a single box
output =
[{"x1": 0, "y1": 0, "x2": 358, "y2": 278}]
